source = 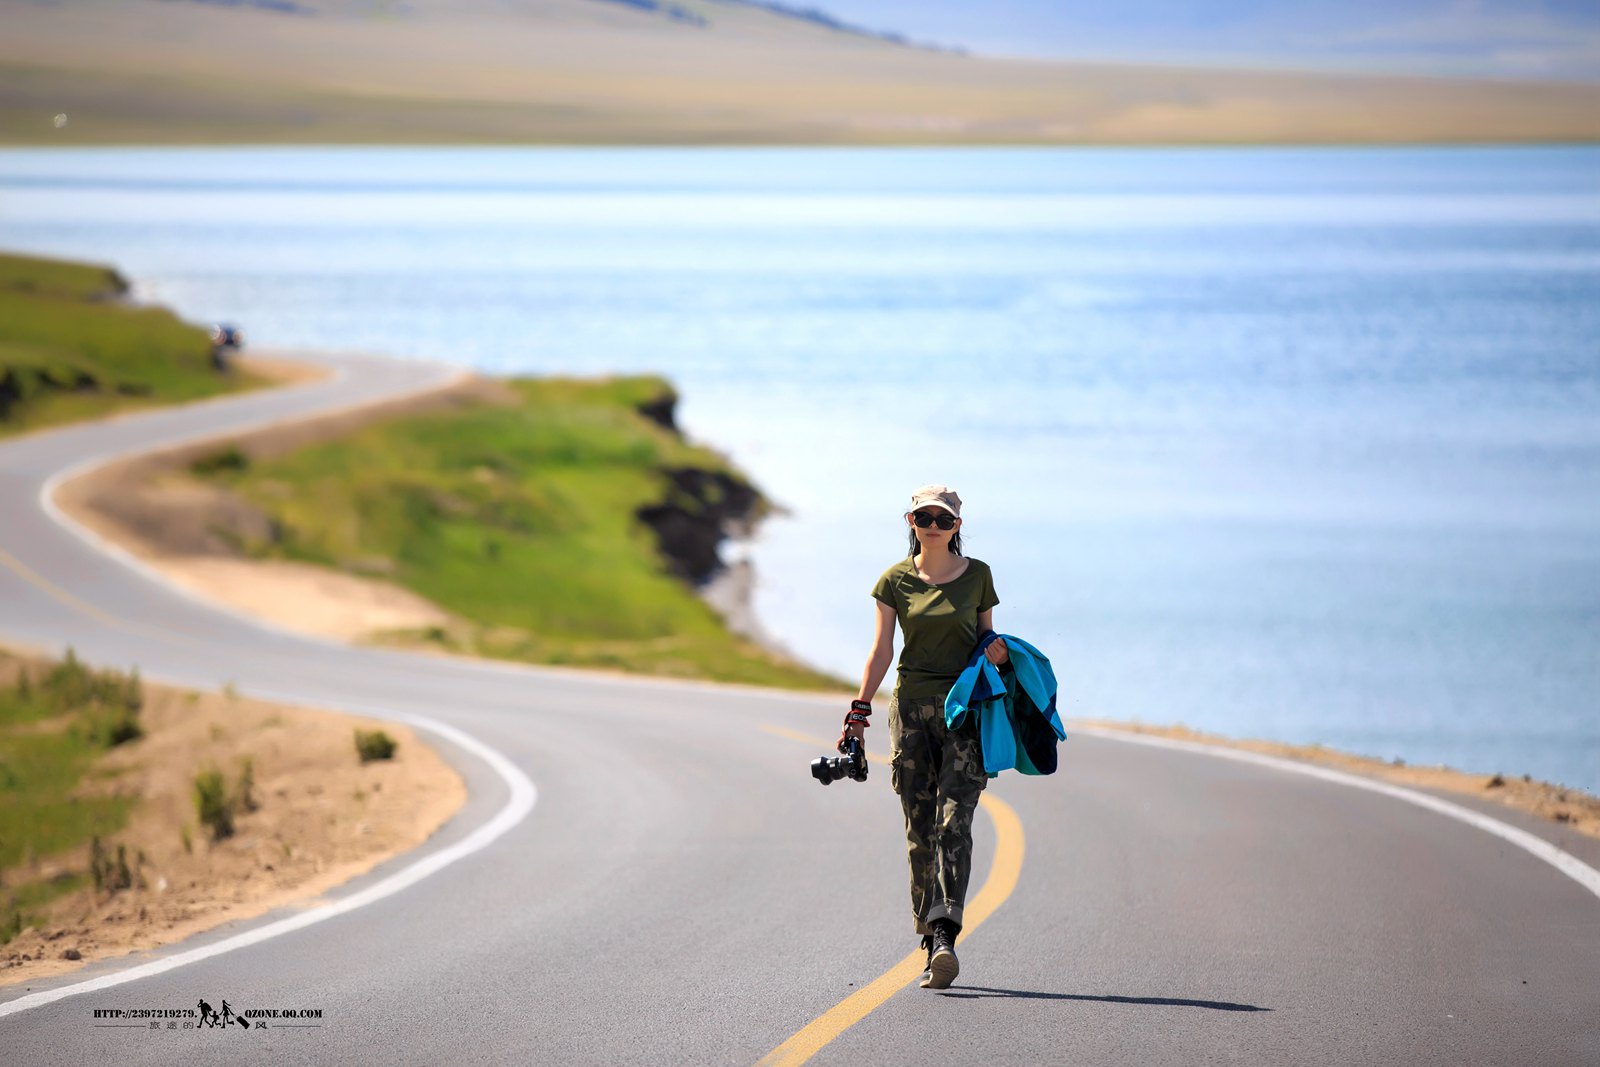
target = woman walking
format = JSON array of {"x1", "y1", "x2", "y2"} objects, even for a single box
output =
[{"x1": 840, "y1": 484, "x2": 1008, "y2": 989}]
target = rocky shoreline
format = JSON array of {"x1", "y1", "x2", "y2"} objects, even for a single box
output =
[{"x1": 630, "y1": 386, "x2": 767, "y2": 586}]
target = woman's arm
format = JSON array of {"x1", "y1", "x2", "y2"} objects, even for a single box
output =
[
  {"x1": 976, "y1": 609, "x2": 1008, "y2": 665},
  {"x1": 842, "y1": 601, "x2": 898, "y2": 747},
  {"x1": 856, "y1": 600, "x2": 897, "y2": 704}
]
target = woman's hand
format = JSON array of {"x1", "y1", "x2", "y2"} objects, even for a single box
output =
[
  {"x1": 838, "y1": 700, "x2": 872, "y2": 751},
  {"x1": 984, "y1": 638, "x2": 1009, "y2": 666},
  {"x1": 839, "y1": 719, "x2": 867, "y2": 751}
]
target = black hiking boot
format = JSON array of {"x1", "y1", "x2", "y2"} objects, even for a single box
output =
[
  {"x1": 922, "y1": 919, "x2": 959, "y2": 989},
  {"x1": 916, "y1": 935, "x2": 934, "y2": 987}
]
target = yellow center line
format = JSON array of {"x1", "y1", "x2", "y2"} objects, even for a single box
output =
[
  {"x1": 0, "y1": 541, "x2": 210, "y2": 651},
  {"x1": 757, "y1": 724, "x2": 1026, "y2": 1067},
  {"x1": 0, "y1": 541, "x2": 128, "y2": 629}
]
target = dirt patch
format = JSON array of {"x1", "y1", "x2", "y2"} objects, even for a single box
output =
[
  {"x1": 158, "y1": 558, "x2": 453, "y2": 643},
  {"x1": 1073, "y1": 718, "x2": 1600, "y2": 841},
  {"x1": 51, "y1": 355, "x2": 501, "y2": 643},
  {"x1": 0, "y1": 650, "x2": 466, "y2": 987},
  {"x1": 233, "y1": 353, "x2": 333, "y2": 387}
]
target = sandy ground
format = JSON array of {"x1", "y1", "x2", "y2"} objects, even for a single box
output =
[
  {"x1": 3, "y1": 0, "x2": 1599, "y2": 144},
  {"x1": 156, "y1": 558, "x2": 454, "y2": 643},
  {"x1": 231, "y1": 353, "x2": 332, "y2": 388},
  {"x1": 1072, "y1": 719, "x2": 1600, "y2": 842},
  {"x1": 0, "y1": 649, "x2": 467, "y2": 986}
]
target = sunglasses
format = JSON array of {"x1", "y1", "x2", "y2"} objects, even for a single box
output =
[{"x1": 911, "y1": 510, "x2": 958, "y2": 530}]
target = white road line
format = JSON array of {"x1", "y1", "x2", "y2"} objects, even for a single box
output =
[
  {"x1": 0, "y1": 708, "x2": 536, "y2": 1018},
  {"x1": 0, "y1": 356, "x2": 537, "y2": 1018},
  {"x1": 1073, "y1": 725, "x2": 1600, "y2": 903}
]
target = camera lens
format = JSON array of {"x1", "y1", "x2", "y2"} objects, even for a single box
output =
[{"x1": 810, "y1": 756, "x2": 839, "y2": 785}]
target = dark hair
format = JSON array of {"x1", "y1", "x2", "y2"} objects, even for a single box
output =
[{"x1": 907, "y1": 519, "x2": 963, "y2": 557}]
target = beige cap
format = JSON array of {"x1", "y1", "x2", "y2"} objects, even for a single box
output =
[{"x1": 908, "y1": 484, "x2": 962, "y2": 517}]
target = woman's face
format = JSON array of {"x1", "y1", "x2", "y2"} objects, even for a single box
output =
[{"x1": 907, "y1": 508, "x2": 960, "y2": 548}]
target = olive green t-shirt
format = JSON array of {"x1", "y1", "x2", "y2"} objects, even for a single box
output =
[{"x1": 871, "y1": 555, "x2": 999, "y2": 704}]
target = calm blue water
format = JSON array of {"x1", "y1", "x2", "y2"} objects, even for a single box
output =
[{"x1": 2, "y1": 146, "x2": 1597, "y2": 792}]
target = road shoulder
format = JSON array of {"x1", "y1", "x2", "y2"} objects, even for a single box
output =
[
  {"x1": 1073, "y1": 718, "x2": 1600, "y2": 843},
  {"x1": 0, "y1": 647, "x2": 466, "y2": 988}
]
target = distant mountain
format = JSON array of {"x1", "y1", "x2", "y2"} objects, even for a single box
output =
[
  {"x1": 1, "y1": 0, "x2": 1597, "y2": 144},
  {"x1": 723, "y1": 1, "x2": 961, "y2": 52},
  {"x1": 800, "y1": 0, "x2": 1600, "y2": 80},
  {"x1": 139, "y1": 0, "x2": 1600, "y2": 78},
  {"x1": 587, "y1": 0, "x2": 913, "y2": 43},
  {"x1": 590, "y1": 0, "x2": 709, "y2": 29},
  {"x1": 170, "y1": 0, "x2": 963, "y2": 50}
]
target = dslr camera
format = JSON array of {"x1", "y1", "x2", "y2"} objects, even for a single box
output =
[{"x1": 811, "y1": 736, "x2": 868, "y2": 785}]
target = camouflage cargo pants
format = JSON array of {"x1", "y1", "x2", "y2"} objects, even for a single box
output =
[{"x1": 888, "y1": 690, "x2": 987, "y2": 936}]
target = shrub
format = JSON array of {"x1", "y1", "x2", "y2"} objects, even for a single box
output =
[
  {"x1": 233, "y1": 757, "x2": 259, "y2": 814},
  {"x1": 191, "y1": 444, "x2": 249, "y2": 476},
  {"x1": 43, "y1": 651, "x2": 143, "y2": 747},
  {"x1": 354, "y1": 729, "x2": 397, "y2": 763},
  {"x1": 89, "y1": 836, "x2": 133, "y2": 893},
  {"x1": 84, "y1": 668, "x2": 143, "y2": 747},
  {"x1": 194, "y1": 770, "x2": 234, "y2": 840},
  {"x1": 44, "y1": 649, "x2": 95, "y2": 707},
  {"x1": 194, "y1": 758, "x2": 261, "y2": 842}
]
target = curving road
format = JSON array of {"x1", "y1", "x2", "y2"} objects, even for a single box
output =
[{"x1": 1, "y1": 351, "x2": 1598, "y2": 1066}]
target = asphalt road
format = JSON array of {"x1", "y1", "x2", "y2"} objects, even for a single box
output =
[{"x1": 1, "y1": 351, "x2": 1598, "y2": 1066}]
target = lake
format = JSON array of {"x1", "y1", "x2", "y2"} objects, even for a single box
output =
[{"x1": 2, "y1": 145, "x2": 1596, "y2": 791}]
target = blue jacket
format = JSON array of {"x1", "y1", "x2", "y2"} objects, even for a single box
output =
[{"x1": 944, "y1": 631, "x2": 1066, "y2": 777}]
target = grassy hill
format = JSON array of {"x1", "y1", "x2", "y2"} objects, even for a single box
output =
[
  {"x1": 1, "y1": 0, "x2": 1597, "y2": 144},
  {"x1": 184, "y1": 375, "x2": 844, "y2": 689},
  {"x1": 0, "y1": 251, "x2": 256, "y2": 437}
]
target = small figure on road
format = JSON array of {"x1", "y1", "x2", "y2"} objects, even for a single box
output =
[
  {"x1": 208, "y1": 323, "x2": 244, "y2": 373},
  {"x1": 844, "y1": 484, "x2": 1007, "y2": 990}
]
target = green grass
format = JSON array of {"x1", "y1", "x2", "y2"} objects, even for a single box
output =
[
  {"x1": 205, "y1": 377, "x2": 845, "y2": 690},
  {"x1": 0, "y1": 253, "x2": 125, "y2": 301},
  {"x1": 0, "y1": 652, "x2": 144, "y2": 942},
  {"x1": 193, "y1": 769, "x2": 233, "y2": 842},
  {"x1": 0, "y1": 250, "x2": 261, "y2": 437}
]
